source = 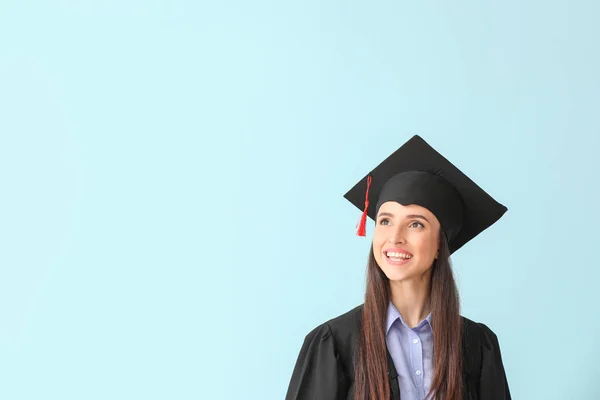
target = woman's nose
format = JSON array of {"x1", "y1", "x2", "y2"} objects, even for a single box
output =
[
  {"x1": 387, "y1": 237, "x2": 405, "y2": 244},
  {"x1": 387, "y1": 229, "x2": 406, "y2": 244}
]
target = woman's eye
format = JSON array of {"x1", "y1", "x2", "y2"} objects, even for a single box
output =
[
  {"x1": 379, "y1": 218, "x2": 390, "y2": 225},
  {"x1": 410, "y1": 221, "x2": 424, "y2": 228}
]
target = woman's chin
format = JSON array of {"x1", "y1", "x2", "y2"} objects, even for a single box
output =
[
  {"x1": 382, "y1": 268, "x2": 410, "y2": 282},
  {"x1": 386, "y1": 273, "x2": 410, "y2": 282}
]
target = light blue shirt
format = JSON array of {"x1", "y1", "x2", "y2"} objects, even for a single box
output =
[{"x1": 385, "y1": 302, "x2": 434, "y2": 400}]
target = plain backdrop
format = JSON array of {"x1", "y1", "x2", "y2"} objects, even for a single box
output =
[{"x1": 1, "y1": 1, "x2": 599, "y2": 399}]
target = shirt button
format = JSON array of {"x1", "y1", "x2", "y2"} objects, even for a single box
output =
[
  {"x1": 416, "y1": 370, "x2": 421, "y2": 375},
  {"x1": 413, "y1": 338, "x2": 419, "y2": 344}
]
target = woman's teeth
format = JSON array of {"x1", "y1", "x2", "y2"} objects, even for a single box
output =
[{"x1": 386, "y1": 252, "x2": 412, "y2": 260}]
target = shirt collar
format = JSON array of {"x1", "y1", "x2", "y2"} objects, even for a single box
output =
[{"x1": 386, "y1": 301, "x2": 433, "y2": 334}]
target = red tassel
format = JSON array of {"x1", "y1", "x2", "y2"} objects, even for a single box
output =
[{"x1": 356, "y1": 175, "x2": 372, "y2": 237}]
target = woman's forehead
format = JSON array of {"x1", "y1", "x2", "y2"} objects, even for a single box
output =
[{"x1": 378, "y1": 201, "x2": 435, "y2": 218}]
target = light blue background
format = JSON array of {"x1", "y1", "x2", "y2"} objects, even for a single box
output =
[{"x1": 1, "y1": 1, "x2": 599, "y2": 399}]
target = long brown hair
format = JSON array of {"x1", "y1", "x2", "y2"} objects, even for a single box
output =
[{"x1": 354, "y1": 230, "x2": 463, "y2": 400}]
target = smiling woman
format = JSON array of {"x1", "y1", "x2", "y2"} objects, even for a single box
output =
[
  {"x1": 373, "y1": 203, "x2": 440, "y2": 283},
  {"x1": 285, "y1": 135, "x2": 511, "y2": 400}
]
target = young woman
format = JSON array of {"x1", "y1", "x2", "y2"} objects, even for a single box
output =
[{"x1": 285, "y1": 135, "x2": 511, "y2": 400}]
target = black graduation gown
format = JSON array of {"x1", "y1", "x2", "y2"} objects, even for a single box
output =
[{"x1": 285, "y1": 305, "x2": 511, "y2": 400}]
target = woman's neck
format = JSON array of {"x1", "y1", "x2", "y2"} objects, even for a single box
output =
[{"x1": 389, "y1": 279, "x2": 432, "y2": 328}]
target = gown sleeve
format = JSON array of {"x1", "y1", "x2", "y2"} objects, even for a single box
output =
[
  {"x1": 285, "y1": 323, "x2": 350, "y2": 400},
  {"x1": 478, "y1": 323, "x2": 512, "y2": 400}
]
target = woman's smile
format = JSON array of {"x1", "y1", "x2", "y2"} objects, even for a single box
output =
[{"x1": 383, "y1": 248, "x2": 414, "y2": 265}]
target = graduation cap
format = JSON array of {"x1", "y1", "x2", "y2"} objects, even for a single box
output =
[{"x1": 344, "y1": 135, "x2": 507, "y2": 254}]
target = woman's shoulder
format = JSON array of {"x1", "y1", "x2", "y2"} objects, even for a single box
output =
[
  {"x1": 324, "y1": 304, "x2": 364, "y2": 333},
  {"x1": 460, "y1": 315, "x2": 507, "y2": 373},
  {"x1": 300, "y1": 304, "x2": 364, "y2": 356},
  {"x1": 459, "y1": 315, "x2": 511, "y2": 397},
  {"x1": 303, "y1": 304, "x2": 363, "y2": 335},
  {"x1": 286, "y1": 307, "x2": 363, "y2": 397},
  {"x1": 460, "y1": 315, "x2": 502, "y2": 343}
]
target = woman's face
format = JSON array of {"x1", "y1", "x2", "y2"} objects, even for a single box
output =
[{"x1": 372, "y1": 201, "x2": 441, "y2": 283}]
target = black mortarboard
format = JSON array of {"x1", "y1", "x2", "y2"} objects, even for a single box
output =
[{"x1": 343, "y1": 135, "x2": 507, "y2": 254}]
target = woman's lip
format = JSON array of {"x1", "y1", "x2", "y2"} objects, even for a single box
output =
[{"x1": 384, "y1": 252, "x2": 413, "y2": 266}]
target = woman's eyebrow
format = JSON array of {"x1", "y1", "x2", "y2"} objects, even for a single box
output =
[{"x1": 377, "y1": 212, "x2": 430, "y2": 223}]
